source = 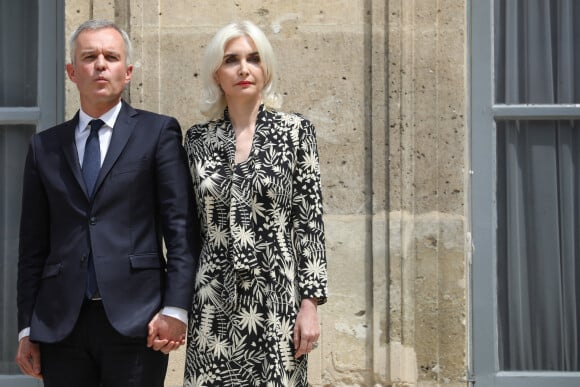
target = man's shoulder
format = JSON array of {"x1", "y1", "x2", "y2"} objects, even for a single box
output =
[
  {"x1": 130, "y1": 108, "x2": 180, "y2": 130},
  {"x1": 126, "y1": 103, "x2": 177, "y2": 122},
  {"x1": 132, "y1": 107, "x2": 169, "y2": 118},
  {"x1": 35, "y1": 118, "x2": 76, "y2": 138}
]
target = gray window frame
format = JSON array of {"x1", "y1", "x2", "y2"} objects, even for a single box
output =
[
  {"x1": 0, "y1": 0, "x2": 64, "y2": 129},
  {"x1": 0, "y1": 0, "x2": 64, "y2": 385},
  {"x1": 471, "y1": 0, "x2": 580, "y2": 386}
]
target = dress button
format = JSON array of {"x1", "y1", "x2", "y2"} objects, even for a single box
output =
[{"x1": 89, "y1": 216, "x2": 96, "y2": 225}]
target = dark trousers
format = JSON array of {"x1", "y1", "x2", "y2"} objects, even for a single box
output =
[{"x1": 39, "y1": 300, "x2": 168, "y2": 387}]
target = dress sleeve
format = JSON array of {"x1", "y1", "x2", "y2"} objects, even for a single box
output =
[{"x1": 291, "y1": 116, "x2": 328, "y2": 305}]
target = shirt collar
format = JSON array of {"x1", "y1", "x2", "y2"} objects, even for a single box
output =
[{"x1": 78, "y1": 101, "x2": 123, "y2": 133}]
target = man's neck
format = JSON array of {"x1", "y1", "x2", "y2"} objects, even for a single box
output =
[{"x1": 80, "y1": 98, "x2": 122, "y2": 119}]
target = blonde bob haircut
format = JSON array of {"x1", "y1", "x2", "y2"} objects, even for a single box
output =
[{"x1": 200, "y1": 20, "x2": 282, "y2": 119}]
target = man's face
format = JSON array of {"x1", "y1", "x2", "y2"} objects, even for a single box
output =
[{"x1": 66, "y1": 27, "x2": 133, "y2": 110}]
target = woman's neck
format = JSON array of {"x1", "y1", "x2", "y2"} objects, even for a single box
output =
[
  {"x1": 226, "y1": 99, "x2": 261, "y2": 164},
  {"x1": 226, "y1": 99, "x2": 261, "y2": 134}
]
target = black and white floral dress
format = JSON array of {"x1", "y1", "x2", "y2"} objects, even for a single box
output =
[{"x1": 183, "y1": 105, "x2": 328, "y2": 387}]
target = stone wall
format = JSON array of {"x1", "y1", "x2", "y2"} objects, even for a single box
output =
[{"x1": 64, "y1": 1, "x2": 468, "y2": 385}]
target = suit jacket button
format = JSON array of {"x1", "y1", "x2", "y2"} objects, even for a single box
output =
[
  {"x1": 81, "y1": 254, "x2": 87, "y2": 262},
  {"x1": 89, "y1": 217, "x2": 96, "y2": 225}
]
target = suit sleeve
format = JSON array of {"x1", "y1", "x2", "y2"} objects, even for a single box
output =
[
  {"x1": 154, "y1": 117, "x2": 198, "y2": 310},
  {"x1": 17, "y1": 135, "x2": 50, "y2": 331}
]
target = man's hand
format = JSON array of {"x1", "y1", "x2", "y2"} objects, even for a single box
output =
[
  {"x1": 15, "y1": 337, "x2": 42, "y2": 379},
  {"x1": 147, "y1": 313, "x2": 186, "y2": 354},
  {"x1": 293, "y1": 298, "x2": 320, "y2": 359}
]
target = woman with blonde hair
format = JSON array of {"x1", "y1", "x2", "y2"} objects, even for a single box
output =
[{"x1": 183, "y1": 20, "x2": 328, "y2": 386}]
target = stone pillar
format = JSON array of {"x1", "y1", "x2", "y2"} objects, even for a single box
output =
[{"x1": 387, "y1": 0, "x2": 467, "y2": 386}]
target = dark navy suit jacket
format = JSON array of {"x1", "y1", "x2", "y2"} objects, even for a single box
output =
[{"x1": 17, "y1": 101, "x2": 198, "y2": 342}]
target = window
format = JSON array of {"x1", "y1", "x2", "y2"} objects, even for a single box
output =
[
  {"x1": 472, "y1": 0, "x2": 580, "y2": 385},
  {"x1": 0, "y1": 0, "x2": 63, "y2": 385}
]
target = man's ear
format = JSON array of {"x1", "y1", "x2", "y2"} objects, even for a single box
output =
[
  {"x1": 125, "y1": 64, "x2": 134, "y2": 83},
  {"x1": 66, "y1": 63, "x2": 76, "y2": 82}
]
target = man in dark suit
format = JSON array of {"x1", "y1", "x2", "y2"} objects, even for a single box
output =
[{"x1": 15, "y1": 19, "x2": 197, "y2": 386}]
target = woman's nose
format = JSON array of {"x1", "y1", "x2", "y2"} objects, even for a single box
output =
[{"x1": 238, "y1": 61, "x2": 249, "y2": 76}]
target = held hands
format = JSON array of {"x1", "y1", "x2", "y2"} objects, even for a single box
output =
[
  {"x1": 293, "y1": 298, "x2": 320, "y2": 359},
  {"x1": 147, "y1": 313, "x2": 186, "y2": 354},
  {"x1": 15, "y1": 337, "x2": 42, "y2": 379}
]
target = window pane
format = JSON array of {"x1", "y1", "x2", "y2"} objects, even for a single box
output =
[
  {"x1": 0, "y1": 0, "x2": 38, "y2": 107},
  {"x1": 0, "y1": 125, "x2": 35, "y2": 374},
  {"x1": 494, "y1": 0, "x2": 580, "y2": 104},
  {"x1": 497, "y1": 119, "x2": 580, "y2": 371}
]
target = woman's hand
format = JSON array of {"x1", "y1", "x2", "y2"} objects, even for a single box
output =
[{"x1": 293, "y1": 298, "x2": 320, "y2": 358}]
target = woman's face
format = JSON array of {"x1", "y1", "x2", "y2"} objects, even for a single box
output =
[{"x1": 215, "y1": 35, "x2": 266, "y2": 104}]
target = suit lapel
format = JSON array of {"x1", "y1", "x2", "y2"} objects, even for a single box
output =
[
  {"x1": 93, "y1": 102, "x2": 138, "y2": 196},
  {"x1": 59, "y1": 113, "x2": 89, "y2": 197}
]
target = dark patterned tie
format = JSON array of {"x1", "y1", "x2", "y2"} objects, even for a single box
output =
[{"x1": 82, "y1": 119, "x2": 104, "y2": 299}]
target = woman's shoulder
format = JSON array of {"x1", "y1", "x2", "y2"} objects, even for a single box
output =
[
  {"x1": 185, "y1": 120, "x2": 213, "y2": 133},
  {"x1": 185, "y1": 119, "x2": 223, "y2": 141},
  {"x1": 266, "y1": 109, "x2": 314, "y2": 130}
]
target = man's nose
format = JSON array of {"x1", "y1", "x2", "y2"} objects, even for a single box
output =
[{"x1": 95, "y1": 54, "x2": 106, "y2": 69}]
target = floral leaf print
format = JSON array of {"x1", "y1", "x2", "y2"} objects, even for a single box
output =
[
  {"x1": 207, "y1": 223, "x2": 228, "y2": 248},
  {"x1": 196, "y1": 303, "x2": 216, "y2": 350},
  {"x1": 184, "y1": 107, "x2": 327, "y2": 386},
  {"x1": 238, "y1": 305, "x2": 265, "y2": 336},
  {"x1": 278, "y1": 316, "x2": 294, "y2": 341},
  {"x1": 198, "y1": 276, "x2": 221, "y2": 305},
  {"x1": 279, "y1": 335, "x2": 296, "y2": 371},
  {"x1": 251, "y1": 200, "x2": 267, "y2": 223},
  {"x1": 209, "y1": 335, "x2": 231, "y2": 358},
  {"x1": 304, "y1": 256, "x2": 326, "y2": 279},
  {"x1": 300, "y1": 148, "x2": 319, "y2": 175},
  {"x1": 231, "y1": 225, "x2": 253, "y2": 248}
]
